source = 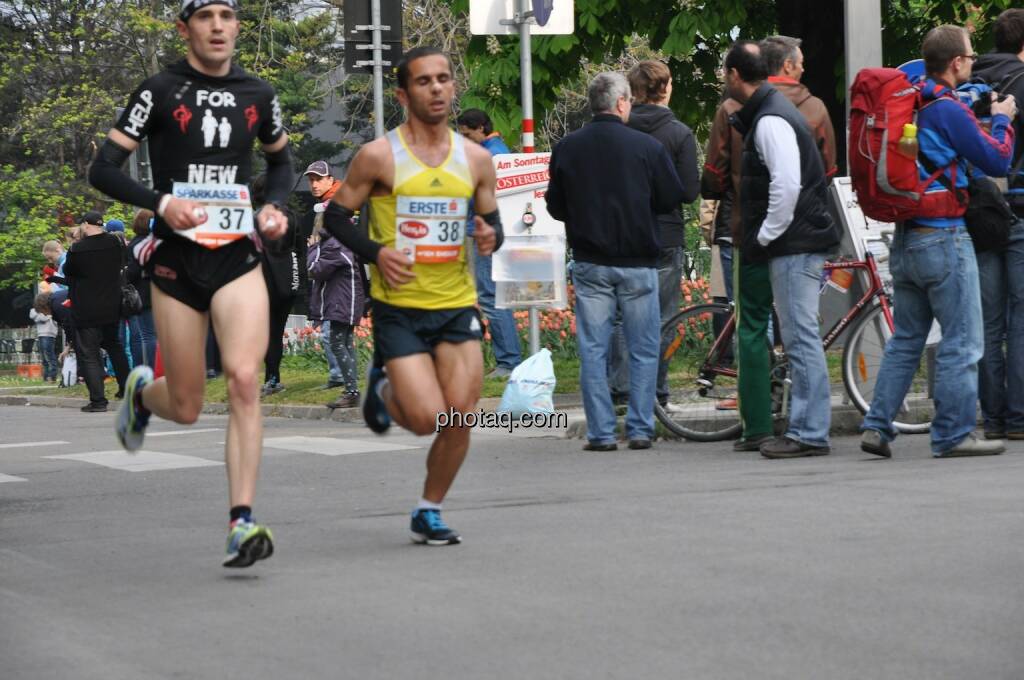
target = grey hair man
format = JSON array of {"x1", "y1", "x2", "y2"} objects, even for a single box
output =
[{"x1": 546, "y1": 71, "x2": 685, "y2": 451}]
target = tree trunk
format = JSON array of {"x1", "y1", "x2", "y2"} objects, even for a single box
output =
[{"x1": 776, "y1": 0, "x2": 847, "y2": 174}]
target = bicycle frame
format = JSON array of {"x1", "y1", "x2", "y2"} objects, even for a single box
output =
[{"x1": 697, "y1": 251, "x2": 895, "y2": 377}]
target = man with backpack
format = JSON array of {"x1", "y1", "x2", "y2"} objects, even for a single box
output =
[
  {"x1": 972, "y1": 9, "x2": 1024, "y2": 441},
  {"x1": 859, "y1": 25, "x2": 1017, "y2": 458}
]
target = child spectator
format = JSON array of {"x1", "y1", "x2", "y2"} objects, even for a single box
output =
[{"x1": 30, "y1": 292, "x2": 59, "y2": 382}]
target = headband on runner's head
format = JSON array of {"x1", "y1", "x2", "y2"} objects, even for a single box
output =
[{"x1": 179, "y1": 0, "x2": 240, "y2": 22}]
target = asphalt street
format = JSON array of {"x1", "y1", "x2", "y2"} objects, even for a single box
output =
[{"x1": 2, "y1": 404, "x2": 1023, "y2": 679}]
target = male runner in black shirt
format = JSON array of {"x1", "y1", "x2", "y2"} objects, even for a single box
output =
[{"x1": 88, "y1": 0, "x2": 294, "y2": 567}]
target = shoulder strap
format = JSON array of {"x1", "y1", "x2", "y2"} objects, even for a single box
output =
[{"x1": 918, "y1": 153, "x2": 968, "y2": 205}]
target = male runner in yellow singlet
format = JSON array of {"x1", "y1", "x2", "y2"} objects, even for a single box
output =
[{"x1": 322, "y1": 46, "x2": 503, "y2": 545}]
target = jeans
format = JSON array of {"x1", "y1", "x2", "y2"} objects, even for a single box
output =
[
  {"x1": 862, "y1": 226, "x2": 983, "y2": 453},
  {"x1": 475, "y1": 252, "x2": 522, "y2": 370},
  {"x1": 976, "y1": 220, "x2": 1024, "y2": 433},
  {"x1": 37, "y1": 336, "x2": 58, "y2": 380},
  {"x1": 610, "y1": 246, "x2": 684, "y2": 403},
  {"x1": 573, "y1": 262, "x2": 660, "y2": 443},
  {"x1": 770, "y1": 253, "x2": 831, "y2": 447},
  {"x1": 328, "y1": 322, "x2": 360, "y2": 393},
  {"x1": 76, "y1": 323, "x2": 130, "y2": 405},
  {"x1": 736, "y1": 257, "x2": 774, "y2": 438},
  {"x1": 322, "y1": 321, "x2": 342, "y2": 383},
  {"x1": 128, "y1": 310, "x2": 157, "y2": 367},
  {"x1": 719, "y1": 243, "x2": 734, "y2": 302}
]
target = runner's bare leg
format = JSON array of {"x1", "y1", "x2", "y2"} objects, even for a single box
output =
[
  {"x1": 210, "y1": 267, "x2": 270, "y2": 507},
  {"x1": 385, "y1": 340, "x2": 483, "y2": 503},
  {"x1": 142, "y1": 286, "x2": 208, "y2": 424}
]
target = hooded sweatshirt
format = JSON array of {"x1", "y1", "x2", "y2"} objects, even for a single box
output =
[
  {"x1": 628, "y1": 103, "x2": 700, "y2": 247},
  {"x1": 975, "y1": 52, "x2": 1024, "y2": 211}
]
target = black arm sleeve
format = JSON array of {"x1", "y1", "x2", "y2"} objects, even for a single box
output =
[
  {"x1": 88, "y1": 139, "x2": 161, "y2": 212},
  {"x1": 322, "y1": 202, "x2": 382, "y2": 264},
  {"x1": 480, "y1": 209, "x2": 505, "y2": 252},
  {"x1": 263, "y1": 144, "x2": 295, "y2": 207}
]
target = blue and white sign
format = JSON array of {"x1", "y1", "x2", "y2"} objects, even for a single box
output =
[{"x1": 470, "y1": 0, "x2": 573, "y2": 35}]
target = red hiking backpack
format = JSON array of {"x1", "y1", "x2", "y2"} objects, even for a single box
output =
[{"x1": 849, "y1": 68, "x2": 962, "y2": 222}]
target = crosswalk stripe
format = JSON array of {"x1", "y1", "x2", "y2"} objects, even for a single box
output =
[
  {"x1": 45, "y1": 451, "x2": 223, "y2": 472},
  {"x1": 0, "y1": 440, "x2": 70, "y2": 450},
  {"x1": 0, "y1": 473, "x2": 27, "y2": 483},
  {"x1": 146, "y1": 428, "x2": 223, "y2": 437},
  {"x1": 264, "y1": 436, "x2": 421, "y2": 456}
]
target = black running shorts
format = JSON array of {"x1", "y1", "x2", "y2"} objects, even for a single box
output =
[
  {"x1": 372, "y1": 300, "x2": 483, "y2": 362},
  {"x1": 148, "y1": 237, "x2": 261, "y2": 312}
]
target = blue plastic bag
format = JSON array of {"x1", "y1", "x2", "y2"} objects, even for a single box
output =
[{"x1": 497, "y1": 348, "x2": 556, "y2": 418}]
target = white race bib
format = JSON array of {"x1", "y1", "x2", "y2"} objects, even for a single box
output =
[
  {"x1": 171, "y1": 182, "x2": 254, "y2": 249},
  {"x1": 394, "y1": 196, "x2": 468, "y2": 263}
]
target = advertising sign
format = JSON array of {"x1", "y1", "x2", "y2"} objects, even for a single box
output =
[{"x1": 490, "y1": 153, "x2": 568, "y2": 308}]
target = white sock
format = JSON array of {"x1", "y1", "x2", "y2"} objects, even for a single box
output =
[{"x1": 416, "y1": 498, "x2": 442, "y2": 512}]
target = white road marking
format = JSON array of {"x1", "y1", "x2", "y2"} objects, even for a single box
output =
[
  {"x1": 263, "y1": 436, "x2": 421, "y2": 456},
  {"x1": 0, "y1": 473, "x2": 27, "y2": 483},
  {"x1": 45, "y1": 451, "x2": 223, "y2": 472},
  {"x1": 145, "y1": 428, "x2": 223, "y2": 438},
  {"x1": 0, "y1": 440, "x2": 70, "y2": 450}
]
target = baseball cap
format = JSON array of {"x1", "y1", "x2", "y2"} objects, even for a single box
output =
[
  {"x1": 304, "y1": 160, "x2": 331, "y2": 177},
  {"x1": 105, "y1": 219, "x2": 125, "y2": 233},
  {"x1": 179, "y1": 0, "x2": 239, "y2": 22},
  {"x1": 80, "y1": 211, "x2": 104, "y2": 227}
]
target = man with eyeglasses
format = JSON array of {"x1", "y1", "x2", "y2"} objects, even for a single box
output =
[{"x1": 861, "y1": 25, "x2": 1018, "y2": 459}]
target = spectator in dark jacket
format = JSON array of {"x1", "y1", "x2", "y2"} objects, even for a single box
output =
[
  {"x1": 253, "y1": 175, "x2": 301, "y2": 397},
  {"x1": 546, "y1": 71, "x2": 685, "y2": 451},
  {"x1": 611, "y1": 59, "x2": 700, "y2": 408},
  {"x1": 308, "y1": 228, "x2": 365, "y2": 409},
  {"x1": 126, "y1": 209, "x2": 157, "y2": 367},
  {"x1": 63, "y1": 210, "x2": 130, "y2": 412},
  {"x1": 972, "y1": 9, "x2": 1024, "y2": 441}
]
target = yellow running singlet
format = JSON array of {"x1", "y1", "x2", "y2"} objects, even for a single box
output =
[{"x1": 368, "y1": 127, "x2": 478, "y2": 310}]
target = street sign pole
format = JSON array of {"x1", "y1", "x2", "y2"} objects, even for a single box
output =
[
  {"x1": 371, "y1": 0, "x2": 386, "y2": 139},
  {"x1": 517, "y1": 0, "x2": 539, "y2": 354}
]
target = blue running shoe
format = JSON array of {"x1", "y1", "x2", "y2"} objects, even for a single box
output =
[
  {"x1": 116, "y1": 365, "x2": 153, "y2": 452},
  {"x1": 224, "y1": 519, "x2": 275, "y2": 568},
  {"x1": 410, "y1": 508, "x2": 461, "y2": 545},
  {"x1": 361, "y1": 363, "x2": 391, "y2": 434}
]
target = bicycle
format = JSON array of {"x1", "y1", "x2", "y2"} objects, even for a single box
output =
[{"x1": 655, "y1": 248, "x2": 936, "y2": 441}]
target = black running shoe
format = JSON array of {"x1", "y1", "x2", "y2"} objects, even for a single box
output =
[{"x1": 361, "y1": 364, "x2": 391, "y2": 434}]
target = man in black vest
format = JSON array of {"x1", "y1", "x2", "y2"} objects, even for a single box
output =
[{"x1": 726, "y1": 41, "x2": 840, "y2": 459}]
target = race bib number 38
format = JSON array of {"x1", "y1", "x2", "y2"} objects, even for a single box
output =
[
  {"x1": 172, "y1": 182, "x2": 254, "y2": 249},
  {"x1": 395, "y1": 196, "x2": 468, "y2": 264}
]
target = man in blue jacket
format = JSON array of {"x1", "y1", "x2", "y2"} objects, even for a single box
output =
[
  {"x1": 861, "y1": 24, "x2": 1017, "y2": 458},
  {"x1": 546, "y1": 72, "x2": 685, "y2": 451}
]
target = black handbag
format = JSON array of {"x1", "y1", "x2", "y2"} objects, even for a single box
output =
[
  {"x1": 964, "y1": 174, "x2": 1015, "y2": 252},
  {"x1": 922, "y1": 155, "x2": 1014, "y2": 253},
  {"x1": 117, "y1": 239, "x2": 143, "y2": 316},
  {"x1": 120, "y1": 277, "x2": 143, "y2": 317}
]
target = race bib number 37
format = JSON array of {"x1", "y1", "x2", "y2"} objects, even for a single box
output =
[
  {"x1": 172, "y1": 182, "x2": 254, "y2": 249},
  {"x1": 395, "y1": 196, "x2": 468, "y2": 264}
]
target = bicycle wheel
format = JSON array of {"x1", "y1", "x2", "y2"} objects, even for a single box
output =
[
  {"x1": 655, "y1": 303, "x2": 743, "y2": 441},
  {"x1": 842, "y1": 303, "x2": 933, "y2": 434}
]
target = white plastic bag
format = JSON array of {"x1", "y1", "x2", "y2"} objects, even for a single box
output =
[
  {"x1": 497, "y1": 348, "x2": 556, "y2": 418},
  {"x1": 60, "y1": 354, "x2": 77, "y2": 387}
]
